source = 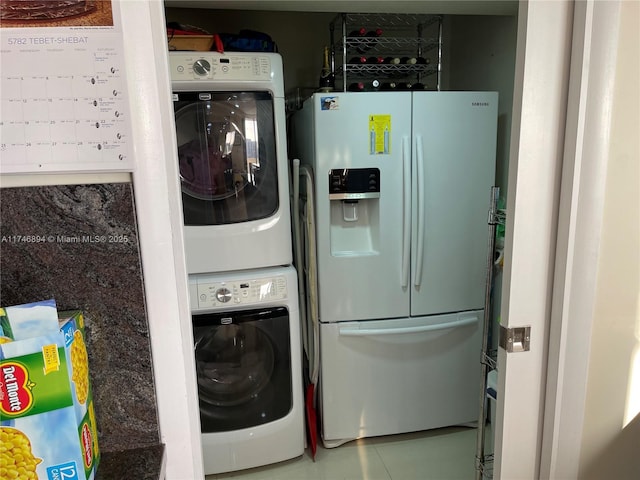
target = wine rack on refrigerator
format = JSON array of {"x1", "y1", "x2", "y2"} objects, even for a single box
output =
[{"x1": 330, "y1": 13, "x2": 443, "y2": 92}]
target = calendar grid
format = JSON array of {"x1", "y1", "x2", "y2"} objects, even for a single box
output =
[{"x1": 1, "y1": 3, "x2": 134, "y2": 174}]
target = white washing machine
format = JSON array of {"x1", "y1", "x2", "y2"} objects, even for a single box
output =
[
  {"x1": 189, "y1": 265, "x2": 304, "y2": 475},
  {"x1": 170, "y1": 52, "x2": 292, "y2": 274}
]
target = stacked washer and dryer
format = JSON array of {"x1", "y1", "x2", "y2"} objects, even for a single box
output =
[{"x1": 169, "y1": 52, "x2": 304, "y2": 475}]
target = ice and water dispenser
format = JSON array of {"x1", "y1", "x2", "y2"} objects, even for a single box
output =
[{"x1": 328, "y1": 168, "x2": 380, "y2": 255}]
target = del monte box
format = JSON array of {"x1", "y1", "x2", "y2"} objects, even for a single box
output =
[{"x1": 0, "y1": 300, "x2": 99, "y2": 480}]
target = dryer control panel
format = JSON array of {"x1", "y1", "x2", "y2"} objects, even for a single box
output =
[
  {"x1": 192, "y1": 274, "x2": 288, "y2": 311},
  {"x1": 169, "y1": 53, "x2": 272, "y2": 82}
]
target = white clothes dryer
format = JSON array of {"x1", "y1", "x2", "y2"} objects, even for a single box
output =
[
  {"x1": 170, "y1": 52, "x2": 292, "y2": 274},
  {"x1": 189, "y1": 265, "x2": 304, "y2": 475}
]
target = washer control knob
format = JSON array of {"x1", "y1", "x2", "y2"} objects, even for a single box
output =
[
  {"x1": 193, "y1": 59, "x2": 211, "y2": 76},
  {"x1": 216, "y1": 287, "x2": 232, "y2": 303}
]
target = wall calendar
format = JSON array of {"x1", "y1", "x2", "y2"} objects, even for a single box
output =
[{"x1": 0, "y1": 1, "x2": 135, "y2": 174}]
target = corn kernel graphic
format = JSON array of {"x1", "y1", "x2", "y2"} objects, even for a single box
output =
[
  {"x1": 0, "y1": 427, "x2": 42, "y2": 479},
  {"x1": 70, "y1": 330, "x2": 89, "y2": 404}
]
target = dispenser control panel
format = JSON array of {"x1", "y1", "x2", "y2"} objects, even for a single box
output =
[{"x1": 329, "y1": 168, "x2": 380, "y2": 200}]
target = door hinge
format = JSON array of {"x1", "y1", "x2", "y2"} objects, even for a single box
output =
[{"x1": 499, "y1": 325, "x2": 531, "y2": 353}]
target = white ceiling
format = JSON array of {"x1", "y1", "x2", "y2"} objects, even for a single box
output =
[{"x1": 164, "y1": 0, "x2": 518, "y2": 16}]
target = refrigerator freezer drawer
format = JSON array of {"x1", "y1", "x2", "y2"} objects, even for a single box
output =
[{"x1": 319, "y1": 311, "x2": 482, "y2": 443}]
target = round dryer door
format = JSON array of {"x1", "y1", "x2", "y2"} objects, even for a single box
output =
[
  {"x1": 173, "y1": 91, "x2": 279, "y2": 226},
  {"x1": 176, "y1": 101, "x2": 244, "y2": 201}
]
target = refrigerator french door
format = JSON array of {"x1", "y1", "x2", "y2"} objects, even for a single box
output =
[{"x1": 292, "y1": 91, "x2": 497, "y2": 445}]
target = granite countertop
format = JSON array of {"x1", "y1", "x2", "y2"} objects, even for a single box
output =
[
  {"x1": 2, "y1": 186, "x2": 166, "y2": 479},
  {"x1": 96, "y1": 444, "x2": 166, "y2": 480},
  {"x1": 1, "y1": 184, "x2": 162, "y2": 453}
]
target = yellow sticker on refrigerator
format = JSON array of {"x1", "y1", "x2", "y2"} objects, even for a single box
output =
[{"x1": 369, "y1": 115, "x2": 391, "y2": 155}]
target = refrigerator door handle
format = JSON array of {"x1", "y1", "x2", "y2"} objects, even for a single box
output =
[
  {"x1": 414, "y1": 134, "x2": 426, "y2": 288},
  {"x1": 401, "y1": 135, "x2": 411, "y2": 288},
  {"x1": 338, "y1": 315, "x2": 479, "y2": 337}
]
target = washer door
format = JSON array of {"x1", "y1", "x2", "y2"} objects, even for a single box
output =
[
  {"x1": 174, "y1": 91, "x2": 279, "y2": 226},
  {"x1": 193, "y1": 307, "x2": 293, "y2": 433},
  {"x1": 195, "y1": 323, "x2": 274, "y2": 407}
]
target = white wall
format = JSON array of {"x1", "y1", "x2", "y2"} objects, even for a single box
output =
[
  {"x1": 447, "y1": 15, "x2": 517, "y2": 195},
  {"x1": 121, "y1": 2, "x2": 204, "y2": 478},
  {"x1": 579, "y1": 0, "x2": 640, "y2": 477}
]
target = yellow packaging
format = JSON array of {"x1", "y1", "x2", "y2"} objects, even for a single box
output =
[{"x1": 0, "y1": 302, "x2": 99, "y2": 480}]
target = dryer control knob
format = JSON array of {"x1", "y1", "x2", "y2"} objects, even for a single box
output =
[
  {"x1": 193, "y1": 59, "x2": 211, "y2": 76},
  {"x1": 216, "y1": 287, "x2": 232, "y2": 303}
]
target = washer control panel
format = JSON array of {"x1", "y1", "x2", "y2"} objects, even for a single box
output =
[
  {"x1": 169, "y1": 53, "x2": 272, "y2": 82},
  {"x1": 193, "y1": 274, "x2": 288, "y2": 310}
]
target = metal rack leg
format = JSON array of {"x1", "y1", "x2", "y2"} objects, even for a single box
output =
[{"x1": 475, "y1": 186, "x2": 500, "y2": 480}]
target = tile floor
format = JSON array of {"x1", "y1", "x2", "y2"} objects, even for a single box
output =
[{"x1": 207, "y1": 426, "x2": 493, "y2": 480}]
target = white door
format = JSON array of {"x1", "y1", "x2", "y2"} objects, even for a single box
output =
[
  {"x1": 310, "y1": 92, "x2": 413, "y2": 322},
  {"x1": 496, "y1": 2, "x2": 626, "y2": 477},
  {"x1": 494, "y1": 1, "x2": 573, "y2": 478},
  {"x1": 410, "y1": 92, "x2": 498, "y2": 317},
  {"x1": 537, "y1": 1, "x2": 629, "y2": 478}
]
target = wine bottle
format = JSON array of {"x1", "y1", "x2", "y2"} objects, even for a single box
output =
[
  {"x1": 396, "y1": 82, "x2": 413, "y2": 91},
  {"x1": 384, "y1": 56, "x2": 401, "y2": 65},
  {"x1": 381, "y1": 81, "x2": 397, "y2": 91},
  {"x1": 348, "y1": 82, "x2": 365, "y2": 92},
  {"x1": 366, "y1": 28, "x2": 383, "y2": 40},
  {"x1": 401, "y1": 57, "x2": 418, "y2": 65},
  {"x1": 367, "y1": 56, "x2": 384, "y2": 64},
  {"x1": 318, "y1": 46, "x2": 335, "y2": 92},
  {"x1": 349, "y1": 56, "x2": 368, "y2": 64},
  {"x1": 348, "y1": 27, "x2": 366, "y2": 37},
  {"x1": 368, "y1": 79, "x2": 381, "y2": 91},
  {"x1": 357, "y1": 27, "x2": 382, "y2": 53},
  {"x1": 416, "y1": 57, "x2": 430, "y2": 65}
]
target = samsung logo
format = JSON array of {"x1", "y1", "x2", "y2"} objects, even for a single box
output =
[{"x1": 472, "y1": 102, "x2": 490, "y2": 107}]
